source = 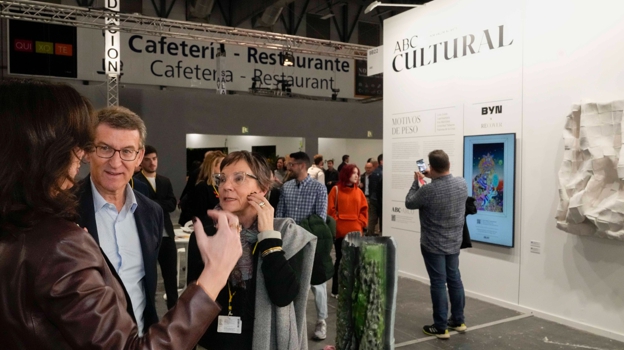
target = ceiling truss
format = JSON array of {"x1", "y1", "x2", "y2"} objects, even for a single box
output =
[{"x1": 0, "y1": 0, "x2": 371, "y2": 60}]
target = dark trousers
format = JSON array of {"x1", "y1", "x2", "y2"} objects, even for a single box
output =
[
  {"x1": 421, "y1": 245, "x2": 465, "y2": 330},
  {"x1": 159, "y1": 236, "x2": 179, "y2": 309},
  {"x1": 331, "y1": 237, "x2": 345, "y2": 295}
]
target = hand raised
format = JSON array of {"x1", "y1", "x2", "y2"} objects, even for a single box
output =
[
  {"x1": 194, "y1": 211, "x2": 242, "y2": 299},
  {"x1": 247, "y1": 192, "x2": 274, "y2": 232}
]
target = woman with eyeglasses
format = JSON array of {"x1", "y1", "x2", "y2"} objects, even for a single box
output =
[
  {"x1": 0, "y1": 79, "x2": 243, "y2": 349},
  {"x1": 187, "y1": 151, "x2": 317, "y2": 350}
]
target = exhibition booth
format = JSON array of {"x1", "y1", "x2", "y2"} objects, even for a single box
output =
[
  {"x1": 4, "y1": 0, "x2": 624, "y2": 344},
  {"x1": 383, "y1": 0, "x2": 624, "y2": 342}
]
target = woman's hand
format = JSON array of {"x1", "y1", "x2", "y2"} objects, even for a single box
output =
[
  {"x1": 247, "y1": 192, "x2": 274, "y2": 232},
  {"x1": 194, "y1": 211, "x2": 242, "y2": 300}
]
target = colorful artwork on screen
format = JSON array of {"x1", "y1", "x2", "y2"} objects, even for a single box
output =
[{"x1": 471, "y1": 143, "x2": 505, "y2": 213}]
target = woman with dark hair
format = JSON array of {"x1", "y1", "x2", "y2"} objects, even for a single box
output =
[
  {"x1": 189, "y1": 150, "x2": 226, "y2": 224},
  {"x1": 0, "y1": 79, "x2": 242, "y2": 349},
  {"x1": 187, "y1": 151, "x2": 316, "y2": 350},
  {"x1": 327, "y1": 163, "x2": 368, "y2": 297}
]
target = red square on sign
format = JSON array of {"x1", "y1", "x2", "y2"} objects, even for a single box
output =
[
  {"x1": 14, "y1": 39, "x2": 33, "y2": 53},
  {"x1": 55, "y1": 43, "x2": 73, "y2": 56}
]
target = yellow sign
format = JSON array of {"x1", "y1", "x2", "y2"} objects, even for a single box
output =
[
  {"x1": 242, "y1": 126, "x2": 249, "y2": 134},
  {"x1": 35, "y1": 41, "x2": 53, "y2": 54}
]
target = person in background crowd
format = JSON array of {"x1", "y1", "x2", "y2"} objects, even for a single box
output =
[
  {"x1": 134, "y1": 145, "x2": 179, "y2": 309},
  {"x1": 360, "y1": 162, "x2": 376, "y2": 236},
  {"x1": 0, "y1": 79, "x2": 242, "y2": 349},
  {"x1": 188, "y1": 151, "x2": 316, "y2": 349},
  {"x1": 267, "y1": 173, "x2": 281, "y2": 212},
  {"x1": 371, "y1": 159, "x2": 379, "y2": 170},
  {"x1": 337, "y1": 154, "x2": 349, "y2": 173},
  {"x1": 274, "y1": 156, "x2": 287, "y2": 186},
  {"x1": 276, "y1": 151, "x2": 330, "y2": 341},
  {"x1": 368, "y1": 153, "x2": 383, "y2": 236},
  {"x1": 405, "y1": 149, "x2": 468, "y2": 340},
  {"x1": 308, "y1": 154, "x2": 325, "y2": 184},
  {"x1": 282, "y1": 154, "x2": 296, "y2": 183},
  {"x1": 190, "y1": 151, "x2": 226, "y2": 226},
  {"x1": 325, "y1": 159, "x2": 339, "y2": 194},
  {"x1": 327, "y1": 163, "x2": 368, "y2": 298},
  {"x1": 179, "y1": 150, "x2": 213, "y2": 225}
]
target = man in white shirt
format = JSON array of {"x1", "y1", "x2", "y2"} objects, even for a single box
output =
[
  {"x1": 308, "y1": 154, "x2": 325, "y2": 184},
  {"x1": 77, "y1": 106, "x2": 163, "y2": 335}
]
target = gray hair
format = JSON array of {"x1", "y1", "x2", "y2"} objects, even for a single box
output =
[{"x1": 96, "y1": 106, "x2": 147, "y2": 148}]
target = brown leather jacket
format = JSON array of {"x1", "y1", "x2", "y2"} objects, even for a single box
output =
[{"x1": 0, "y1": 217, "x2": 221, "y2": 349}]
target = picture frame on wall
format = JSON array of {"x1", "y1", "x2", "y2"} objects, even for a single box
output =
[{"x1": 463, "y1": 133, "x2": 516, "y2": 248}]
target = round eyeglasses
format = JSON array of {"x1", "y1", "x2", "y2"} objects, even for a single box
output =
[
  {"x1": 94, "y1": 145, "x2": 141, "y2": 161},
  {"x1": 213, "y1": 172, "x2": 258, "y2": 187}
]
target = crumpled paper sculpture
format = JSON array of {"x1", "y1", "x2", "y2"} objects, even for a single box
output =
[{"x1": 556, "y1": 101, "x2": 624, "y2": 240}]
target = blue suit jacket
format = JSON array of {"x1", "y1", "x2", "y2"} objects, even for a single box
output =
[{"x1": 76, "y1": 176, "x2": 163, "y2": 333}]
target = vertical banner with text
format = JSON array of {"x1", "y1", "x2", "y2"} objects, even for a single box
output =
[{"x1": 105, "y1": 0, "x2": 120, "y2": 75}]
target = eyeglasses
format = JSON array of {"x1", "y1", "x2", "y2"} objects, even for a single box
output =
[
  {"x1": 287, "y1": 161, "x2": 303, "y2": 167},
  {"x1": 94, "y1": 145, "x2": 141, "y2": 161},
  {"x1": 213, "y1": 172, "x2": 259, "y2": 187}
]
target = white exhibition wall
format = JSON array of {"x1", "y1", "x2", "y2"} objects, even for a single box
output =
[
  {"x1": 186, "y1": 134, "x2": 303, "y2": 156},
  {"x1": 318, "y1": 138, "x2": 383, "y2": 169},
  {"x1": 383, "y1": 0, "x2": 624, "y2": 342}
]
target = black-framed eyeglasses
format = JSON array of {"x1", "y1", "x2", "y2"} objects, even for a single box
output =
[
  {"x1": 213, "y1": 172, "x2": 258, "y2": 187},
  {"x1": 94, "y1": 145, "x2": 141, "y2": 161}
]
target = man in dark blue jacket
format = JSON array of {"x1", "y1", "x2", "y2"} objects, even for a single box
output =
[{"x1": 76, "y1": 106, "x2": 163, "y2": 335}]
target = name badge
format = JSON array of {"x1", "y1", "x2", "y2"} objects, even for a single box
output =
[{"x1": 217, "y1": 315, "x2": 242, "y2": 334}]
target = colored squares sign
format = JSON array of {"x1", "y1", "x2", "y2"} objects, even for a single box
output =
[
  {"x1": 14, "y1": 39, "x2": 33, "y2": 52},
  {"x1": 8, "y1": 20, "x2": 77, "y2": 78},
  {"x1": 55, "y1": 43, "x2": 73, "y2": 56},
  {"x1": 36, "y1": 41, "x2": 54, "y2": 54}
]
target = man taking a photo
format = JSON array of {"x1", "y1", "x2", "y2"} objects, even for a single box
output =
[{"x1": 405, "y1": 150, "x2": 468, "y2": 340}]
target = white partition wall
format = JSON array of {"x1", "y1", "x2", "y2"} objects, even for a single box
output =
[
  {"x1": 383, "y1": 0, "x2": 624, "y2": 341},
  {"x1": 318, "y1": 138, "x2": 383, "y2": 168},
  {"x1": 186, "y1": 134, "x2": 303, "y2": 156}
]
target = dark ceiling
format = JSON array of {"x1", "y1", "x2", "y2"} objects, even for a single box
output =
[{"x1": 71, "y1": 0, "x2": 431, "y2": 43}]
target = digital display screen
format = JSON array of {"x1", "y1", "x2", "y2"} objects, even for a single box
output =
[
  {"x1": 463, "y1": 133, "x2": 516, "y2": 247},
  {"x1": 9, "y1": 20, "x2": 78, "y2": 78}
]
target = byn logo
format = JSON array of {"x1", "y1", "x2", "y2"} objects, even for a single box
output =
[{"x1": 481, "y1": 105, "x2": 502, "y2": 115}]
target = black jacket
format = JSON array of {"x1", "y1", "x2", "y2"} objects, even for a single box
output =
[
  {"x1": 75, "y1": 176, "x2": 164, "y2": 333},
  {"x1": 134, "y1": 172, "x2": 177, "y2": 237},
  {"x1": 461, "y1": 197, "x2": 477, "y2": 249}
]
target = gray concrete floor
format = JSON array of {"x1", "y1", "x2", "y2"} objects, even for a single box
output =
[
  {"x1": 156, "y1": 263, "x2": 624, "y2": 350},
  {"x1": 157, "y1": 211, "x2": 623, "y2": 349}
]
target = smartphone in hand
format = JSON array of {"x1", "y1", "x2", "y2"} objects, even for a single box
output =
[{"x1": 416, "y1": 159, "x2": 427, "y2": 173}]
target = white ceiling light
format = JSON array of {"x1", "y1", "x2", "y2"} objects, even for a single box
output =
[{"x1": 364, "y1": 1, "x2": 421, "y2": 14}]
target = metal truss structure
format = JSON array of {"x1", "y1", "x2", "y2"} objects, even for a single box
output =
[
  {"x1": 107, "y1": 74, "x2": 119, "y2": 106},
  {"x1": 0, "y1": 0, "x2": 372, "y2": 60}
]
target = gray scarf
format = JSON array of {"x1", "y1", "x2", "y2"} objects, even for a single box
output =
[{"x1": 229, "y1": 217, "x2": 259, "y2": 289}]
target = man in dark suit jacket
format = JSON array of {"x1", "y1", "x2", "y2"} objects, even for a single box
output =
[
  {"x1": 134, "y1": 145, "x2": 179, "y2": 309},
  {"x1": 77, "y1": 106, "x2": 163, "y2": 335},
  {"x1": 337, "y1": 154, "x2": 349, "y2": 173}
]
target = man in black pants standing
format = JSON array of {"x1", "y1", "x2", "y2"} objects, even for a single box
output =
[
  {"x1": 405, "y1": 150, "x2": 467, "y2": 339},
  {"x1": 134, "y1": 145, "x2": 179, "y2": 309}
]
